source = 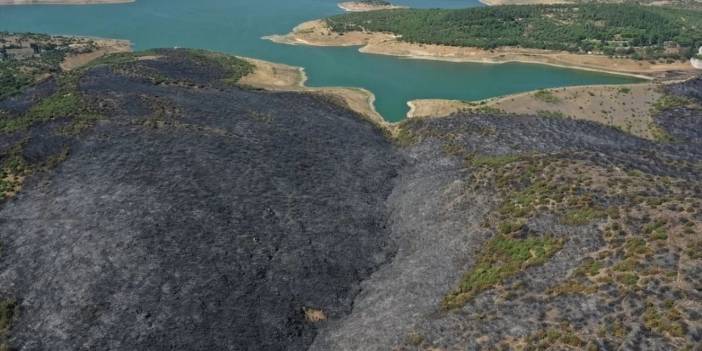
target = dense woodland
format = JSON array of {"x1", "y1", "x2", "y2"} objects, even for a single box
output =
[
  {"x1": 326, "y1": 4, "x2": 702, "y2": 59},
  {"x1": 598, "y1": 0, "x2": 702, "y2": 10}
]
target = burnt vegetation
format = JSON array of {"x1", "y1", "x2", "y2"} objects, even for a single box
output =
[
  {"x1": 389, "y1": 79, "x2": 702, "y2": 350},
  {"x1": 0, "y1": 47, "x2": 399, "y2": 350},
  {"x1": 0, "y1": 34, "x2": 701, "y2": 351}
]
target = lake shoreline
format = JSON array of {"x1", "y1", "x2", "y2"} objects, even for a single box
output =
[
  {"x1": 4, "y1": 30, "x2": 384, "y2": 128},
  {"x1": 266, "y1": 19, "x2": 697, "y2": 81},
  {"x1": 238, "y1": 57, "x2": 387, "y2": 128}
]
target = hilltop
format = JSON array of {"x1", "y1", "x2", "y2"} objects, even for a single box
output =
[
  {"x1": 0, "y1": 46, "x2": 401, "y2": 350},
  {"x1": 0, "y1": 34, "x2": 701, "y2": 350}
]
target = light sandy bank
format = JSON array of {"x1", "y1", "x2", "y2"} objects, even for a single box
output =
[
  {"x1": 338, "y1": 1, "x2": 407, "y2": 12},
  {"x1": 407, "y1": 83, "x2": 673, "y2": 140},
  {"x1": 266, "y1": 20, "x2": 697, "y2": 81},
  {"x1": 0, "y1": 0, "x2": 133, "y2": 5},
  {"x1": 238, "y1": 57, "x2": 387, "y2": 128}
]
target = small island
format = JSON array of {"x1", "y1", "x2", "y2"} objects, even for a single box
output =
[
  {"x1": 0, "y1": 0, "x2": 133, "y2": 5},
  {"x1": 338, "y1": 0, "x2": 406, "y2": 12}
]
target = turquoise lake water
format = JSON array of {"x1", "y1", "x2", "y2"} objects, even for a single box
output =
[{"x1": 0, "y1": 0, "x2": 642, "y2": 121}]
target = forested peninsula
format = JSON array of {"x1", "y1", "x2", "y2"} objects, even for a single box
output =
[
  {"x1": 326, "y1": 4, "x2": 702, "y2": 60},
  {"x1": 267, "y1": 3, "x2": 702, "y2": 80},
  {"x1": 338, "y1": 0, "x2": 406, "y2": 12}
]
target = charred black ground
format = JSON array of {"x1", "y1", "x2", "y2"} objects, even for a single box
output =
[
  {"x1": 0, "y1": 47, "x2": 701, "y2": 351},
  {"x1": 0, "y1": 49, "x2": 401, "y2": 350}
]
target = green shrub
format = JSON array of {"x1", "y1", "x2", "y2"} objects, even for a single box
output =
[
  {"x1": 471, "y1": 154, "x2": 521, "y2": 168},
  {"x1": 560, "y1": 207, "x2": 607, "y2": 225},
  {"x1": 576, "y1": 258, "x2": 604, "y2": 276},
  {"x1": 0, "y1": 92, "x2": 83, "y2": 133},
  {"x1": 653, "y1": 95, "x2": 695, "y2": 112},
  {"x1": 534, "y1": 90, "x2": 560, "y2": 104},
  {"x1": 616, "y1": 272, "x2": 639, "y2": 286},
  {"x1": 538, "y1": 110, "x2": 566, "y2": 118},
  {"x1": 624, "y1": 237, "x2": 649, "y2": 257}
]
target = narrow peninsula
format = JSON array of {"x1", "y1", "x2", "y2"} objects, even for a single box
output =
[{"x1": 338, "y1": 0, "x2": 407, "y2": 12}]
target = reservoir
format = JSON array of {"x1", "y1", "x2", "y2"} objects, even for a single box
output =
[{"x1": 0, "y1": 0, "x2": 642, "y2": 121}]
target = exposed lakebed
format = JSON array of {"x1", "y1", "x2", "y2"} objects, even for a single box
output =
[{"x1": 0, "y1": 0, "x2": 641, "y2": 121}]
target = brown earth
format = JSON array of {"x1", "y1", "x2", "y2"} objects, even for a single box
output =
[{"x1": 406, "y1": 83, "x2": 689, "y2": 140}]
